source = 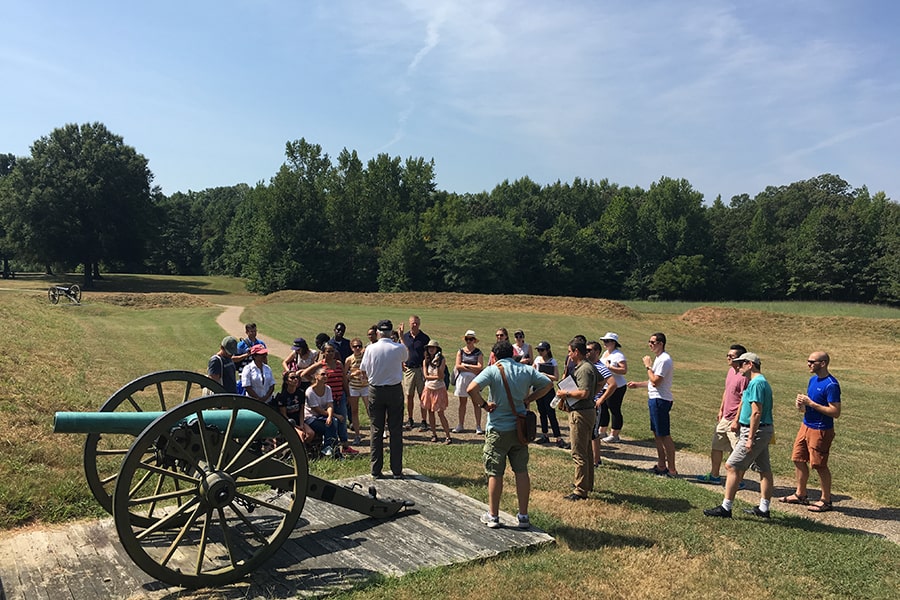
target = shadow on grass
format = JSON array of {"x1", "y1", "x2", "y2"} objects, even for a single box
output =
[
  {"x1": 548, "y1": 523, "x2": 655, "y2": 551},
  {"x1": 91, "y1": 276, "x2": 232, "y2": 296},
  {"x1": 756, "y1": 511, "x2": 894, "y2": 541},
  {"x1": 593, "y1": 488, "x2": 694, "y2": 514}
]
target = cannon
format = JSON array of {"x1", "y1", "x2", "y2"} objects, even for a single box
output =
[{"x1": 54, "y1": 371, "x2": 413, "y2": 589}]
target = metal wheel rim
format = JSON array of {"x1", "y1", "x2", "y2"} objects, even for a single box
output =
[
  {"x1": 83, "y1": 370, "x2": 226, "y2": 523},
  {"x1": 70, "y1": 283, "x2": 81, "y2": 303},
  {"x1": 113, "y1": 394, "x2": 307, "y2": 588},
  {"x1": 48, "y1": 287, "x2": 59, "y2": 304}
]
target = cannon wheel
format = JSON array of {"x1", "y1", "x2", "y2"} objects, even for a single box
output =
[
  {"x1": 48, "y1": 286, "x2": 59, "y2": 304},
  {"x1": 84, "y1": 371, "x2": 226, "y2": 522},
  {"x1": 69, "y1": 283, "x2": 82, "y2": 303},
  {"x1": 113, "y1": 395, "x2": 308, "y2": 589}
]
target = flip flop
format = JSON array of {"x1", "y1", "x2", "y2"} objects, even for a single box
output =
[
  {"x1": 807, "y1": 501, "x2": 833, "y2": 513},
  {"x1": 779, "y1": 494, "x2": 809, "y2": 505}
]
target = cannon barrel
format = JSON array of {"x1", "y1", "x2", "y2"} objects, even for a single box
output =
[{"x1": 54, "y1": 409, "x2": 281, "y2": 437}]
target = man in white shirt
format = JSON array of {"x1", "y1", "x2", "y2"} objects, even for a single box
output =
[
  {"x1": 360, "y1": 319, "x2": 408, "y2": 479},
  {"x1": 627, "y1": 332, "x2": 677, "y2": 476}
]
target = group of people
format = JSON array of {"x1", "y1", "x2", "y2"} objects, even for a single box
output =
[
  {"x1": 208, "y1": 319, "x2": 842, "y2": 527},
  {"x1": 700, "y1": 347, "x2": 842, "y2": 518}
]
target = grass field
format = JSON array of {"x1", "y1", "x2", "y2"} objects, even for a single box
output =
[{"x1": 1, "y1": 274, "x2": 898, "y2": 599}]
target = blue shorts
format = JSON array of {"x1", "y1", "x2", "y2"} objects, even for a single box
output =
[{"x1": 648, "y1": 397, "x2": 673, "y2": 437}]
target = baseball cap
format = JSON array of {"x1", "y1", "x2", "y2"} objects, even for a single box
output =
[
  {"x1": 221, "y1": 336, "x2": 239, "y2": 356},
  {"x1": 377, "y1": 319, "x2": 393, "y2": 332},
  {"x1": 735, "y1": 352, "x2": 760, "y2": 366}
]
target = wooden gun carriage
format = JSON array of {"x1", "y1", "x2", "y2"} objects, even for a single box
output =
[{"x1": 52, "y1": 371, "x2": 412, "y2": 589}]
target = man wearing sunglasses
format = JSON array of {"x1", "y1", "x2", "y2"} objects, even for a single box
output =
[
  {"x1": 627, "y1": 332, "x2": 676, "y2": 476},
  {"x1": 704, "y1": 352, "x2": 774, "y2": 519},
  {"x1": 780, "y1": 352, "x2": 841, "y2": 513}
]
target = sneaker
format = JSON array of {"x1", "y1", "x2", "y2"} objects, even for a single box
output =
[
  {"x1": 451, "y1": 425, "x2": 464, "y2": 433},
  {"x1": 403, "y1": 420, "x2": 412, "y2": 430},
  {"x1": 556, "y1": 439, "x2": 571, "y2": 449},
  {"x1": 535, "y1": 434, "x2": 550, "y2": 444},
  {"x1": 321, "y1": 446, "x2": 334, "y2": 458},
  {"x1": 419, "y1": 420, "x2": 429, "y2": 431},
  {"x1": 352, "y1": 435, "x2": 362, "y2": 445},
  {"x1": 601, "y1": 434, "x2": 620, "y2": 443},
  {"x1": 563, "y1": 493, "x2": 586, "y2": 501},
  {"x1": 703, "y1": 505, "x2": 732, "y2": 518},
  {"x1": 475, "y1": 427, "x2": 484, "y2": 435},
  {"x1": 342, "y1": 446, "x2": 360, "y2": 455},
  {"x1": 480, "y1": 512, "x2": 501, "y2": 528},
  {"x1": 516, "y1": 513, "x2": 530, "y2": 529},
  {"x1": 696, "y1": 473, "x2": 723, "y2": 484},
  {"x1": 593, "y1": 459, "x2": 602, "y2": 468},
  {"x1": 743, "y1": 506, "x2": 770, "y2": 519},
  {"x1": 649, "y1": 465, "x2": 669, "y2": 476}
]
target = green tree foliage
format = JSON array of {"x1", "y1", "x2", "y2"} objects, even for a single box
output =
[
  {"x1": 7, "y1": 127, "x2": 897, "y2": 304},
  {"x1": 0, "y1": 123, "x2": 153, "y2": 287}
]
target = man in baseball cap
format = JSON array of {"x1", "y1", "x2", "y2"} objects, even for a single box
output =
[
  {"x1": 704, "y1": 351, "x2": 775, "y2": 519},
  {"x1": 208, "y1": 336, "x2": 238, "y2": 394}
]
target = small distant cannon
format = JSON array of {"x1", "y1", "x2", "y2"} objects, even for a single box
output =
[
  {"x1": 48, "y1": 283, "x2": 81, "y2": 304},
  {"x1": 54, "y1": 371, "x2": 413, "y2": 589}
]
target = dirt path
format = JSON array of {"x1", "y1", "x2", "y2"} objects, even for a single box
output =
[
  {"x1": 214, "y1": 304, "x2": 899, "y2": 545},
  {"x1": 215, "y1": 304, "x2": 294, "y2": 361}
]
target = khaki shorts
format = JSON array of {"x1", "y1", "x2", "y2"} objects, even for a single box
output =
[
  {"x1": 791, "y1": 424, "x2": 835, "y2": 468},
  {"x1": 403, "y1": 367, "x2": 425, "y2": 399},
  {"x1": 483, "y1": 428, "x2": 529, "y2": 476},
  {"x1": 726, "y1": 425, "x2": 773, "y2": 472},
  {"x1": 711, "y1": 417, "x2": 739, "y2": 452}
]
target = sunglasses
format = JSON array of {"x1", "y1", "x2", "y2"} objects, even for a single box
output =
[
  {"x1": 496, "y1": 333, "x2": 506, "y2": 338},
  {"x1": 465, "y1": 337, "x2": 475, "y2": 341},
  {"x1": 288, "y1": 375, "x2": 299, "y2": 380},
  {"x1": 351, "y1": 345, "x2": 362, "y2": 349},
  {"x1": 515, "y1": 333, "x2": 524, "y2": 338}
]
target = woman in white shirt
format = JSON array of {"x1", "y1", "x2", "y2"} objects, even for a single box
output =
[{"x1": 598, "y1": 332, "x2": 628, "y2": 442}]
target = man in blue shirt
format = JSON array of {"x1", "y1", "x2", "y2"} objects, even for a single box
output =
[
  {"x1": 704, "y1": 352, "x2": 775, "y2": 519},
  {"x1": 467, "y1": 340, "x2": 552, "y2": 529},
  {"x1": 780, "y1": 351, "x2": 841, "y2": 512}
]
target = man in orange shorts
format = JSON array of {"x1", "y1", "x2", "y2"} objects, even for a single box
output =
[{"x1": 780, "y1": 351, "x2": 841, "y2": 512}]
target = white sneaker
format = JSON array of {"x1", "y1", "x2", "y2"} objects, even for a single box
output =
[
  {"x1": 383, "y1": 430, "x2": 389, "y2": 439},
  {"x1": 601, "y1": 434, "x2": 620, "y2": 443},
  {"x1": 480, "y1": 512, "x2": 501, "y2": 528},
  {"x1": 475, "y1": 427, "x2": 484, "y2": 435},
  {"x1": 516, "y1": 513, "x2": 530, "y2": 529},
  {"x1": 451, "y1": 425, "x2": 464, "y2": 433},
  {"x1": 321, "y1": 446, "x2": 333, "y2": 458}
]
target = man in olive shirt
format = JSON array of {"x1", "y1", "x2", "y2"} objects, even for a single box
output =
[{"x1": 556, "y1": 339, "x2": 598, "y2": 500}]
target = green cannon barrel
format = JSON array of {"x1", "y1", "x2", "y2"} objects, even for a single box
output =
[{"x1": 54, "y1": 409, "x2": 281, "y2": 437}]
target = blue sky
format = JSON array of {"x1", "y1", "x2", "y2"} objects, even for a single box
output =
[{"x1": 2, "y1": 1, "x2": 898, "y2": 202}]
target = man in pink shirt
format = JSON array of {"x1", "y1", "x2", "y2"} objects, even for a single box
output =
[{"x1": 696, "y1": 344, "x2": 749, "y2": 484}]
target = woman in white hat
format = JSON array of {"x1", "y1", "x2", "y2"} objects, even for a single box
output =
[
  {"x1": 422, "y1": 339, "x2": 453, "y2": 443},
  {"x1": 598, "y1": 332, "x2": 628, "y2": 442},
  {"x1": 452, "y1": 330, "x2": 484, "y2": 434}
]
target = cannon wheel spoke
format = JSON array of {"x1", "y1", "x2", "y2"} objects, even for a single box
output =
[
  {"x1": 83, "y1": 371, "x2": 225, "y2": 524},
  {"x1": 114, "y1": 395, "x2": 307, "y2": 589},
  {"x1": 48, "y1": 287, "x2": 59, "y2": 304},
  {"x1": 69, "y1": 283, "x2": 81, "y2": 303}
]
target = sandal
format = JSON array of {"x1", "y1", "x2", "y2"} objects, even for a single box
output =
[
  {"x1": 443, "y1": 437, "x2": 452, "y2": 445},
  {"x1": 430, "y1": 435, "x2": 438, "y2": 443},
  {"x1": 807, "y1": 500, "x2": 833, "y2": 513},
  {"x1": 779, "y1": 493, "x2": 809, "y2": 505}
]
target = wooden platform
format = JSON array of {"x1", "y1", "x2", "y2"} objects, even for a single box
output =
[{"x1": 0, "y1": 471, "x2": 554, "y2": 599}]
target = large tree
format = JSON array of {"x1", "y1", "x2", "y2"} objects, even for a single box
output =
[{"x1": 2, "y1": 123, "x2": 154, "y2": 286}]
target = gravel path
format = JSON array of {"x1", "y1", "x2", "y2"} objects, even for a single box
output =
[{"x1": 214, "y1": 304, "x2": 899, "y2": 545}]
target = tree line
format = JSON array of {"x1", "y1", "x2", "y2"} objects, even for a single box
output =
[{"x1": 1, "y1": 123, "x2": 898, "y2": 304}]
